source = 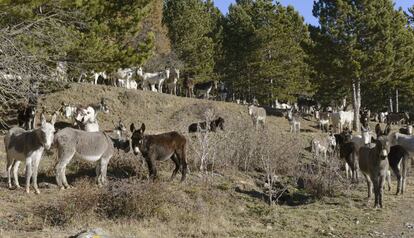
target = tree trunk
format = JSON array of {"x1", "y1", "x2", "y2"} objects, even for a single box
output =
[
  {"x1": 389, "y1": 97, "x2": 393, "y2": 112},
  {"x1": 395, "y1": 89, "x2": 399, "y2": 113},
  {"x1": 352, "y1": 80, "x2": 361, "y2": 132}
]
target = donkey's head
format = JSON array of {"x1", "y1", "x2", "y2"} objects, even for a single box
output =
[
  {"x1": 112, "y1": 120, "x2": 130, "y2": 153},
  {"x1": 75, "y1": 107, "x2": 96, "y2": 124},
  {"x1": 375, "y1": 123, "x2": 391, "y2": 138},
  {"x1": 248, "y1": 105, "x2": 254, "y2": 116},
  {"x1": 376, "y1": 137, "x2": 390, "y2": 160},
  {"x1": 130, "y1": 123, "x2": 146, "y2": 155},
  {"x1": 136, "y1": 67, "x2": 143, "y2": 77},
  {"x1": 165, "y1": 68, "x2": 170, "y2": 79},
  {"x1": 39, "y1": 113, "x2": 56, "y2": 150},
  {"x1": 99, "y1": 98, "x2": 109, "y2": 114}
]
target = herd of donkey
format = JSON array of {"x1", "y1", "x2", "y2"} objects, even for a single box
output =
[{"x1": 4, "y1": 70, "x2": 414, "y2": 209}]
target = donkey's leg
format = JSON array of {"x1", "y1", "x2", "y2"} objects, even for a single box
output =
[
  {"x1": 363, "y1": 174, "x2": 373, "y2": 200},
  {"x1": 177, "y1": 145, "x2": 188, "y2": 182},
  {"x1": 12, "y1": 161, "x2": 21, "y2": 188},
  {"x1": 31, "y1": 155, "x2": 42, "y2": 194},
  {"x1": 95, "y1": 162, "x2": 102, "y2": 185},
  {"x1": 98, "y1": 156, "x2": 111, "y2": 186},
  {"x1": 6, "y1": 157, "x2": 14, "y2": 189},
  {"x1": 145, "y1": 156, "x2": 157, "y2": 180},
  {"x1": 373, "y1": 178, "x2": 380, "y2": 208},
  {"x1": 401, "y1": 157, "x2": 408, "y2": 195},
  {"x1": 169, "y1": 154, "x2": 180, "y2": 181},
  {"x1": 345, "y1": 163, "x2": 350, "y2": 179},
  {"x1": 25, "y1": 157, "x2": 33, "y2": 193},
  {"x1": 386, "y1": 170, "x2": 391, "y2": 191},
  {"x1": 378, "y1": 175, "x2": 386, "y2": 208},
  {"x1": 390, "y1": 163, "x2": 402, "y2": 195},
  {"x1": 56, "y1": 149, "x2": 75, "y2": 190}
]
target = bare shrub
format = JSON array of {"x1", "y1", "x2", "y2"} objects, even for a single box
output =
[
  {"x1": 107, "y1": 153, "x2": 145, "y2": 179},
  {"x1": 188, "y1": 109, "x2": 218, "y2": 173},
  {"x1": 97, "y1": 181, "x2": 191, "y2": 221},
  {"x1": 299, "y1": 153, "x2": 347, "y2": 198},
  {"x1": 38, "y1": 182, "x2": 101, "y2": 227}
]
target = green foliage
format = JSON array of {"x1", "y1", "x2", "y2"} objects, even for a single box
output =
[
  {"x1": 221, "y1": 0, "x2": 312, "y2": 104},
  {"x1": 312, "y1": 0, "x2": 414, "y2": 110},
  {"x1": 163, "y1": 0, "x2": 221, "y2": 82},
  {"x1": 1, "y1": 0, "x2": 155, "y2": 73}
]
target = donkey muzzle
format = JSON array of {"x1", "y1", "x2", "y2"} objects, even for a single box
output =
[
  {"x1": 133, "y1": 146, "x2": 141, "y2": 155},
  {"x1": 381, "y1": 149, "x2": 388, "y2": 158}
]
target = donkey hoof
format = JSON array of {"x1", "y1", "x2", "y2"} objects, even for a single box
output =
[
  {"x1": 59, "y1": 186, "x2": 66, "y2": 190},
  {"x1": 25, "y1": 189, "x2": 30, "y2": 194},
  {"x1": 35, "y1": 189, "x2": 40, "y2": 194}
]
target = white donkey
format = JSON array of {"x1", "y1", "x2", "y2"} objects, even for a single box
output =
[
  {"x1": 53, "y1": 127, "x2": 130, "y2": 189},
  {"x1": 74, "y1": 98, "x2": 109, "y2": 132},
  {"x1": 137, "y1": 67, "x2": 170, "y2": 92},
  {"x1": 248, "y1": 105, "x2": 266, "y2": 129},
  {"x1": 4, "y1": 113, "x2": 56, "y2": 194}
]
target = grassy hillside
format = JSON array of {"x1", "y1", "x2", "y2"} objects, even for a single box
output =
[{"x1": 0, "y1": 83, "x2": 413, "y2": 238}]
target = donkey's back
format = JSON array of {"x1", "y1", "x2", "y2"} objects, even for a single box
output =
[{"x1": 54, "y1": 128, "x2": 113, "y2": 159}]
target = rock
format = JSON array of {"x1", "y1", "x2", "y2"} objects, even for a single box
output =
[
  {"x1": 405, "y1": 223, "x2": 414, "y2": 229},
  {"x1": 70, "y1": 228, "x2": 109, "y2": 238}
]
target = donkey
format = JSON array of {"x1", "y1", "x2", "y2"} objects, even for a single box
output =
[
  {"x1": 359, "y1": 132, "x2": 391, "y2": 208},
  {"x1": 53, "y1": 127, "x2": 130, "y2": 189},
  {"x1": 75, "y1": 98, "x2": 109, "y2": 132},
  {"x1": 399, "y1": 125, "x2": 413, "y2": 135},
  {"x1": 188, "y1": 117, "x2": 225, "y2": 133},
  {"x1": 75, "y1": 106, "x2": 99, "y2": 132},
  {"x1": 287, "y1": 109, "x2": 300, "y2": 133},
  {"x1": 59, "y1": 102, "x2": 77, "y2": 120},
  {"x1": 183, "y1": 77, "x2": 194, "y2": 98},
  {"x1": 194, "y1": 81, "x2": 218, "y2": 99},
  {"x1": 17, "y1": 104, "x2": 37, "y2": 130},
  {"x1": 130, "y1": 123, "x2": 188, "y2": 182},
  {"x1": 388, "y1": 145, "x2": 410, "y2": 195},
  {"x1": 164, "y1": 68, "x2": 180, "y2": 95},
  {"x1": 387, "y1": 112, "x2": 409, "y2": 125},
  {"x1": 4, "y1": 113, "x2": 56, "y2": 194},
  {"x1": 248, "y1": 105, "x2": 266, "y2": 129},
  {"x1": 137, "y1": 67, "x2": 170, "y2": 92}
]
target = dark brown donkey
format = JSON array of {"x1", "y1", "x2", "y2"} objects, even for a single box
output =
[
  {"x1": 130, "y1": 123, "x2": 188, "y2": 181},
  {"x1": 188, "y1": 117, "x2": 225, "y2": 133}
]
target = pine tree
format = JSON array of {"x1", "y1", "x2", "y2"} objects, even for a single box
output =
[
  {"x1": 222, "y1": 0, "x2": 312, "y2": 104},
  {"x1": 312, "y1": 0, "x2": 414, "y2": 129},
  {"x1": 163, "y1": 0, "x2": 220, "y2": 82}
]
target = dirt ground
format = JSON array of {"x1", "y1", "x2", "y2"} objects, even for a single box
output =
[{"x1": 0, "y1": 83, "x2": 413, "y2": 238}]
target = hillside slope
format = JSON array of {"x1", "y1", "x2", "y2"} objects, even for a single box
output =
[{"x1": 0, "y1": 83, "x2": 412, "y2": 238}]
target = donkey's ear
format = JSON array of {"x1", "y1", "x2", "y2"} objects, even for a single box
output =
[
  {"x1": 41, "y1": 113, "x2": 46, "y2": 126},
  {"x1": 130, "y1": 123, "x2": 135, "y2": 133},
  {"x1": 141, "y1": 123, "x2": 146, "y2": 133},
  {"x1": 51, "y1": 112, "x2": 57, "y2": 126}
]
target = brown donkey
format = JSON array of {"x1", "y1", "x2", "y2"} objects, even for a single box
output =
[{"x1": 130, "y1": 123, "x2": 188, "y2": 181}]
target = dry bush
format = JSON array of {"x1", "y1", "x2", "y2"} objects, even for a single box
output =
[
  {"x1": 38, "y1": 182, "x2": 101, "y2": 227},
  {"x1": 298, "y1": 153, "x2": 347, "y2": 198},
  {"x1": 97, "y1": 181, "x2": 184, "y2": 221},
  {"x1": 107, "y1": 152, "x2": 145, "y2": 179}
]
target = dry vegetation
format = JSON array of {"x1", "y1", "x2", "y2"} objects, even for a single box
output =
[{"x1": 0, "y1": 83, "x2": 413, "y2": 237}]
